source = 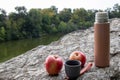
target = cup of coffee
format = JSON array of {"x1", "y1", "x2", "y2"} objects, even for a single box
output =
[{"x1": 65, "y1": 60, "x2": 81, "y2": 80}]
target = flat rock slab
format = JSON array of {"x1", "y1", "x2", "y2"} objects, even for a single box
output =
[{"x1": 0, "y1": 18, "x2": 120, "y2": 80}]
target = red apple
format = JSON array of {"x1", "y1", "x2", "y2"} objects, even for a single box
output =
[
  {"x1": 69, "y1": 51, "x2": 86, "y2": 67},
  {"x1": 44, "y1": 55, "x2": 63, "y2": 75}
]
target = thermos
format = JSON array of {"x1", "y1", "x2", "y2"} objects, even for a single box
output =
[{"x1": 94, "y1": 12, "x2": 110, "y2": 67}]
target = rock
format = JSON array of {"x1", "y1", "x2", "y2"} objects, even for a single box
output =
[{"x1": 0, "y1": 18, "x2": 120, "y2": 80}]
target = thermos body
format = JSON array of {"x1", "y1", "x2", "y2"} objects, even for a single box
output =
[
  {"x1": 94, "y1": 12, "x2": 110, "y2": 67},
  {"x1": 94, "y1": 23, "x2": 110, "y2": 67}
]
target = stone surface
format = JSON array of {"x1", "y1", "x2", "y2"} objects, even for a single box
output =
[{"x1": 0, "y1": 18, "x2": 120, "y2": 80}]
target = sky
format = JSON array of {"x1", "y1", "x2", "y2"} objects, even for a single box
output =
[{"x1": 0, "y1": 0, "x2": 120, "y2": 14}]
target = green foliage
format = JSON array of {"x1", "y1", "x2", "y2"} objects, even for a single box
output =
[
  {"x1": 73, "y1": 8, "x2": 87, "y2": 22},
  {"x1": 105, "y1": 3, "x2": 120, "y2": 18},
  {"x1": 59, "y1": 8, "x2": 72, "y2": 22},
  {"x1": 24, "y1": 9, "x2": 42, "y2": 38},
  {"x1": 58, "y1": 21, "x2": 67, "y2": 33},
  {"x1": 0, "y1": 27, "x2": 6, "y2": 41},
  {"x1": 0, "y1": 3, "x2": 120, "y2": 42}
]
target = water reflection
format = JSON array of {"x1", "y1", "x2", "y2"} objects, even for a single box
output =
[{"x1": 0, "y1": 34, "x2": 63, "y2": 62}]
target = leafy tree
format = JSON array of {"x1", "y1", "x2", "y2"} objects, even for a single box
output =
[
  {"x1": 15, "y1": 6, "x2": 27, "y2": 15},
  {"x1": 0, "y1": 8, "x2": 6, "y2": 28},
  {"x1": 59, "y1": 8, "x2": 72, "y2": 22},
  {"x1": 50, "y1": 5, "x2": 58, "y2": 14},
  {"x1": 72, "y1": 8, "x2": 87, "y2": 22},
  {"x1": 106, "y1": 3, "x2": 120, "y2": 18},
  {"x1": 41, "y1": 8, "x2": 57, "y2": 33},
  {"x1": 4, "y1": 6, "x2": 28, "y2": 40},
  {"x1": 86, "y1": 9, "x2": 95, "y2": 22},
  {"x1": 0, "y1": 27, "x2": 6, "y2": 41},
  {"x1": 58, "y1": 21, "x2": 67, "y2": 33},
  {"x1": 24, "y1": 9, "x2": 42, "y2": 38},
  {"x1": 113, "y1": 3, "x2": 120, "y2": 12},
  {"x1": 0, "y1": 4, "x2": 120, "y2": 42},
  {"x1": 112, "y1": 3, "x2": 120, "y2": 17}
]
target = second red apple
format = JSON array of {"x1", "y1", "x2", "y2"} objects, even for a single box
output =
[
  {"x1": 69, "y1": 51, "x2": 86, "y2": 67},
  {"x1": 45, "y1": 55, "x2": 63, "y2": 75}
]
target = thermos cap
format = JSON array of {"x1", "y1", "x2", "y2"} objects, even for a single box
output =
[{"x1": 95, "y1": 12, "x2": 109, "y2": 23}]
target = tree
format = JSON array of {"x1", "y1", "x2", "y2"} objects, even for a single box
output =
[
  {"x1": 0, "y1": 8, "x2": 7, "y2": 28},
  {"x1": 59, "y1": 8, "x2": 72, "y2": 22},
  {"x1": 58, "y1": 21, "x2": 67, "y2": 33},
  {"x1": 113, "y1": 4, "x2": 120, "y2": 12},
  {"x1": 86, "y1": 9, "x2": 95, "y2": 22},
  {"x1": 41, "y1": 8, "x2": 56, "y2": 33},
  {"x1": 50, "y1": 6, "x2": 60, "y2": 26},
  {"x1": 4, "y1": 6, "x2": 28, "y2": 40},
  {"x1": 105, "y1": 8, "x2": 112, "y2": 18},
  {"x1": 1, "y1": 3, "x2": 120, "y2": 42},
  {"x1": 15, "y1": 6, "x2": 27, "y2": 15},
  {"x1": 50, "y1": 5, "x2": 58, "y2": 14},
  {"x1": 72, "y1": 8, "x2": 87, "y2": 22},
  {"x1": 113, "y1": 4, "x2": 120, "y2": 17},
  {"x1": 0, "y1": 9, "x2": 7, "y2": 41},
  {"x1": 23, "y1": 9, "x2": 42, "y2": 38},
  {"x1": 0, "y1": 27, "x2": 6, "y2": 41}
]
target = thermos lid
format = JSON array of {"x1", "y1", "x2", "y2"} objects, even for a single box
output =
[{"x1": 95, "y1": 12, "x2": 109, "y2": 23}]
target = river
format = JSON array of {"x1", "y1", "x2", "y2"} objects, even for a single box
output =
[{"x1": 0, "y1": 34, "x2": 63, "y2": 63}]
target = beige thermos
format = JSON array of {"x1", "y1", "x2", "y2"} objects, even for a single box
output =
[{"x1": 94, "y1": 12, "x2": 110, "y2": 67}]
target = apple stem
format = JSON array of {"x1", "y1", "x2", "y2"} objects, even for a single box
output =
[{"x1": 54, "y1": 55, "x2": 58, "y2": 59}]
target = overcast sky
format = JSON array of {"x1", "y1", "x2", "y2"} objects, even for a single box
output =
[{"x1": 0, "y1": 0, "x2": 120, "y2": 14}]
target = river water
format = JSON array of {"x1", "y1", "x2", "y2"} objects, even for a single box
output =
[{"x1": 0, "y1": 34, "x2": 63, "y2": 63}]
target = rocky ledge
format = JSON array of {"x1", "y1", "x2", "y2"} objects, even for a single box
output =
[{"x1": 0, "y1": 18, "x2": 120, "y2": 80}]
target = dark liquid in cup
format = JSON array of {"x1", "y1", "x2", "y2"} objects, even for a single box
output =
[{"x1": 66, "y1": 60, "x2": 80, "y2": 66}]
